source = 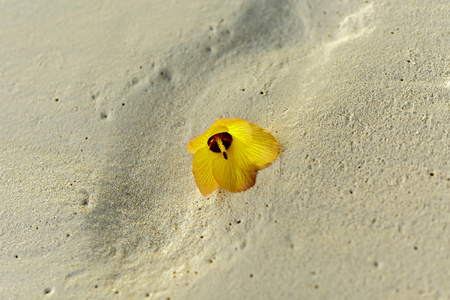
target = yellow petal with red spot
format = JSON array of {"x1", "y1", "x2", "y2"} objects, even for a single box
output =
[
  {"x1": 212, "y1": 155, "x2": 257, "y2": 193},
  {"x1": 187, "y1": 124, "x2": 228, "y2": 154},
  {"x1": 188, "y1": 118, "x2": 280, "y2": 195},
  {"x1": 187, "y1": 118, "x2": 252, "y2": 154},
  {"x1": 231, "y1": 123, "x2": 280, "y2": 171},
  {"x1": 192, "y1": 147, "x2": 220, "y2": 195}
]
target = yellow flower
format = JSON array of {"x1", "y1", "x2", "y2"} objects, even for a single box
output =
[{"x1": 187, "y1": 118, "x2": 280, "y2": 195}]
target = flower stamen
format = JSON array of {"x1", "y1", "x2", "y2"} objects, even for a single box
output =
[{"x1": 216, "y1": 138, "x2": 228, "y2": 159}]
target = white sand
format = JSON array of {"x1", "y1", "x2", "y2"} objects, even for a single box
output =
[{"x1": 1, "y1": 0, "x2": 449, "y2": 299}]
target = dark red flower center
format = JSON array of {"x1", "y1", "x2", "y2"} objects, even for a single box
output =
[{"x1": 208, "y1": 132, "x2": 232, "y2": 159}]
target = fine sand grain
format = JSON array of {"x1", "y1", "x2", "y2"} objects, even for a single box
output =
[{"x1": 1, "y1": 0, "x2": 449, "y2": 299}]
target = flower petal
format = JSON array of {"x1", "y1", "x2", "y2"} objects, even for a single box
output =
[
  {"x1": 212, "y1": 155, "x2": 257, "y2": 193},
  {"x1": 192, "y1": 147, "x2": 220, "y2": 195},
  {"x1": 231, "y1": 123, "x2": 280, "y2": 171},
  {"x1": 218, "y1": 118, "x2": 253, "y2": 145}
]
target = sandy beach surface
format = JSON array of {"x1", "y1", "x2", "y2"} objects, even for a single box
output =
[{"x1": 1, "y1": 0, "x2": 449, "y2": 299}]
